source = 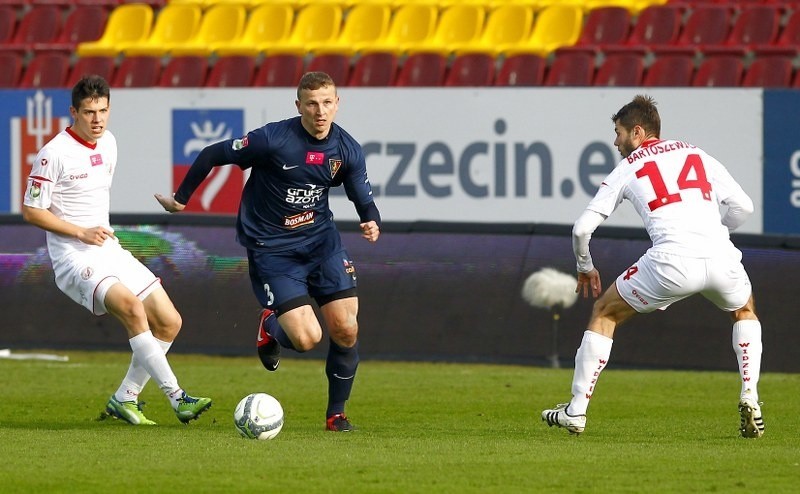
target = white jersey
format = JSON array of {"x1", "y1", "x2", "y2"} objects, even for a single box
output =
[
  {"x1": 586, "y1": 139, "x2": 750, "y2": 258},
  {"x1": 23, "y1": 127, "x2": 117, "y2": 260}
]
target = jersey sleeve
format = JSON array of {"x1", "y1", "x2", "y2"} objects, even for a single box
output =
[
  {"x1": 586, "y1": 165, "x2": 626, "y2": 217},
  {"x1": 220, "y1": 127, "x2": 271, "y2": 170},
  {"x1": 23, "y1": 146, "x2": 61, "y2": 210},
  {"x1": 340, "y1": 141, "x2": 379, "y2": 222}
]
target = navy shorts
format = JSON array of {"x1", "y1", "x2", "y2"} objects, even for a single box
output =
[{"x1": 247, "y1": 229, "x2": 357, "y2": 314}]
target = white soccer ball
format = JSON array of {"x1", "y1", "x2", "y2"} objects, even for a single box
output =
[{"x1": 233, "y1": 393, "x2": 284, "y2": 440}]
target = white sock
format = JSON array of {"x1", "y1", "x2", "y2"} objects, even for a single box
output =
[
  {"x1": 569, "y1": 330, "x2": 613, "y2": 416},
  {"x1": 732, "y1": 320, "x2": 762, "y2": 402},
  {"x1": 115, "y1": 338, "x2": 173, "y2": 403},
  {"x1": 128, "y1": 331, "x2": 182, "y2": 407}
]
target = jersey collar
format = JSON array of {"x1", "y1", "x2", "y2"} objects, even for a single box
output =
[{"x1": 66, "y1": 126, "x2": 98, "y2": 150}]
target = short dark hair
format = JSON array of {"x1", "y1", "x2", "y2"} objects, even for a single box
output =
[
  {"x1": 297, "y1": 71, "x2": 336, "y2": 99},
  {"x1": 71, "y1": 75, "x2": 110, "y2": 110},
  {"x1": 611, "y1": 95, "x2": 660, "y2": 138}
]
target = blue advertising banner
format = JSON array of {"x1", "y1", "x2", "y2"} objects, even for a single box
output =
[
  {"x1": 0, "y1": 89, "x2": 71, "y2": 213},
  {"x1": 763, "y1": 90, "x2": 800, "y2": 235}
]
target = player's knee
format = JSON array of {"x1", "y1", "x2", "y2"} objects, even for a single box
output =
[
  {"x1": 293, "y1": 332, "x2": 322, "y2": 352},
  {"x1": 151, "y1": 310, "x2": 182, "y2": 341}
]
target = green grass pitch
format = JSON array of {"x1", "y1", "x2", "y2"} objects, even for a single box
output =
[{"x1": 1, "y1": 351, "x2": 798, "y2": 493}]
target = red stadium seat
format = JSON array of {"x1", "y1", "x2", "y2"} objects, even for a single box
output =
[
  {"x1": 741, "y1": 55, "x2": 793, "y2": 87},
  {"x1": 642, "y1": 54, "x2": 694, "y2": 87},
  {"x1": 445, "y1": 53, "x2": 495, "y2": 87},
  {"x1": 159, "y1": 56, "x2": 208, "y2": 87},
  {"x1": 705, "y1": 5, "x2": 780, "y2": 56},
  {"x1": 33, "y1": 5, "x2": 108, "y2": 53},
  {"x1": 205, "y1": 56, "x2": 254, "y2": 88},
  {"x1": 394, "y1": 52, "x2": 446, "y2": 87},
  {"x1": 605, "y1": 4, "x2": 681, "y2": 54},
  {"x1": 0, "y1": 50, "x2": 22, "y2": 87},
  {"x1": 544, "y1": 51, "x2": 594, "y2": 87},
  {"x1": 307, "y1": 54, "x2": 351, "y2": 87},
  {"x1": 755, "y1": 8, "x2": 800, "y2": 56},
  {"x1": 692, "y1": 55, "x2": 743, "y2": 87},
  {"x1": 0, "y1": 5, "x2": 61, "y2": 53},
  {"x1": 348, "y1": 52, "x2": 397, "y2": 87},
  {"x1": 571, "y1": 7, "x2": 630, "y2": 52},
  {"x1": 19, "y1": 51, "x2": 69, "y2": 87},
  {"x1": 0, "y1": 5, "x2": 16, "y2": 45},
  {"x1": 653, "y1": 5, "x2": 731, "y2": 56},
  {"x1": 593, "y1": 52, "x2": 643, "y2": 86},
  {"x1": 494, "y1": 54, "x2": 545, "y2": 86},
  {"x1": 66, "y1": 55, "x2": 116, "y2": 87},
  {"x1": 112, "y1": 56, "x2": 161, "y2": 88},
  {"x1": 252, "y1": 55, "x2": 304, "y2": 87}
]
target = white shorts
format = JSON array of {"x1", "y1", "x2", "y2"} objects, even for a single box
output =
[
  {"x1": 615, "y1": 249, "x2": 752, "y2": 314},
  {"x1": 52, "y1": 238, "x2": 161, "y2": 316}
]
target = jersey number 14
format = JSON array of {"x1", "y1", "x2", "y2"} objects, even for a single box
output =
[{"x1": 635, "y1": 153, "x2": 713, "y2": 211}]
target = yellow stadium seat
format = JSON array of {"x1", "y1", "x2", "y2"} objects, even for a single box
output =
[
  {"x1": 170, "y1": 4, "x2": 247, "y2": 56},
  {"x1": 260, "y1": 4, "x2": 342, "y2": 56},
  {"x1": 76, "y1": 4, "x2": 153, "y2": 57},
  {"x1": 121, "y1": 4, "x2": 203, "y2": 57},
  {"x1": 453, "y1": 4, "x2": 534, "y2": 56},
  {"x1": 404, "y1": 4, "x2": 486, "y2": 56},
  {"x1": 361, "y1": 3, "x2": 438, "y2": 56},
  {"x1": 214, "y1": 3, "x2": 294, "y2": 57},
  {"x1": 501, "y1": 4, "x2": 583, "y2": 57},
  {"x1": 309, "y1": 3, "x2": 392, "y2": 56}
]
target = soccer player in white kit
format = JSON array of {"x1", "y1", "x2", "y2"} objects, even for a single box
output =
[
  {"x1": 541, "y1": 95, "x2": 764, "y2": 438},
  {"x1": 22, "y1": 75, "x2": 212, "y2": 425}
]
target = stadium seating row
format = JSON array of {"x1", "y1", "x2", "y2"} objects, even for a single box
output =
[{"x1": 3, "y1": 50, "x2": 800, "y2": 89}]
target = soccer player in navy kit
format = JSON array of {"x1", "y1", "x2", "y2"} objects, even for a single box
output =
[{"x1": 156, "y1": 72, "x2": 381, "y2": 431}]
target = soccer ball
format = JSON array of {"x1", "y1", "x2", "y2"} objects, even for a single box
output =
[{"x1": 233, "y1": 393, "x2": 284, "y2": 440}]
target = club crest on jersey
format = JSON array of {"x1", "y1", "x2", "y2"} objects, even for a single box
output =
[
  {"x1": 40, "y1": 158, "x2": 48, "y2": 167},
  {"x1": 80, "y1": 267, "x2": 93, "y2": 280},
  {"x1": 306, "y1": 151, "x2": 324, "y2": 165},
  {"x1": 29, "y1": 180, "x2": 41, "y2": 198},
  {"x1": 329, "y1": 159, "x2": 342, "y2": 178},
  {"x1": 283, "y1": 211, "x2": 315, "y2": 229},
  {"x1": 90, "y1": 154, "x2": 103, "y2": 166},
  {"x1": 232, "y1": 136, "x2": 249, "y2": 150}
]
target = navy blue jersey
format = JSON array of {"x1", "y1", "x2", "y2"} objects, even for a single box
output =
[{"x1": 175, "y1": 116, "x2": 379, "y2": 252}]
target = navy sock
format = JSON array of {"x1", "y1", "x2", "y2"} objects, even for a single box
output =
[
  {"x1": 325, "y1": 340, "x2": 359, "y2": 417},
  {"x1": 264, "y1": 313, "x2": 297, "y2": 351}
]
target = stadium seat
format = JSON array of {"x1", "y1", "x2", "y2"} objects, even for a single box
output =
[
  {"x1": 705, "y1": 5, "x2": 780, "y2": 56},
  {"x1": 642, "y1": 54, "x2": 694, "y2": 86},
  {"x1": 33, "y1": 5, "x2": 108, "y2": 53},
  {"x1": 494, "y1": 54, "x2": 545, "y2": 86},
  {"x1": 544, "y1": 50, "x2": 594, "y2": 86},
  {"x1": 0, "y1": 5, "x2": 61, "y2": 53},
  {"x1": 348, "y1": 52, "x2": 397, "y2": 86},
  {"x1": 593, "y1": 52, "x2": 643, "y2": 86},
  {"x1": 502, "y1": 5, "x2": 583, "y2": 57},
  {"x1": 362, "y1": 3, "x2": 438, "y2": 56},
  {"x1": 260, "y1": 4, "x2": 342, "y2": 56},
  {"x1": 205, "y1": 55, "x2": 254, "y2": 87},
  {"x1": 77, "y1": 3, "x2": 153, "y2": 57},
  {"x1": 452, "y1": 4, "x2": 533, "y2": 57},
  {"x1": 252, "y1": 55, "x2": 304, "y2": 87},
  {"x1": 0, "y1": 5, "x2": 16, "y2": 45},
  {"x1": 403, "y1": 4, "x2": 485, "y2": 56},
  {"x1": 121, "y1": 4, "x2": 202, "y2": 56},
  {"x1": 159, "y1": 55, "x2": 208, "y2": 87},
  {"x1": 605, "y1": 4, "x2": 681, "y2": 54},
  {"x1": 755, "y1": 8, "x2": 800, "y2": 56},
  {"x1": 692, "y1": 55, "x2": 743, "y2": 87},
  {"x1": 741, "y1": 55, "x2": 793, "y2": 87},
  {"x1": 568, "y1": 7, "x2": 630, "y2": 53},
  {"x1": 0, "y1": 51, "x2": 21, "y2": 87},
  {"x1": 306, "y1": 54, "x2": 351, "y2": 86},
  {"x1": 112, "y1": 56, "x2": 162, "y2": 88},
  {"x1": 444, "y1": 53, "x2": 495, "y2": 86},
  {"x1": 19, "y1": 51, "x2": 69, "y2": 88},
  {"x1": 309, "y1": 3, "x2": 391, "y2": 56},
  {"x1": 394, "y1": 52, "x2": 446, "y2": 86},
  {"x1": 653, "y1": 5, "x2": 731, "y2": 56},
  {"x1": 214, "y1": 3, "x2": 294, "y2": 57},
  {"x1": 65, "y1": 55, "x2": 116, "y2": 87},
  {"x1": 170, "y1": 4, "x2": 247, "y2": 57}
]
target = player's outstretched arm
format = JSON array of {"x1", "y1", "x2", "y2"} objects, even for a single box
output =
[{"x1": 154, "y1": 193, "x2": 186, "y2": 213}]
